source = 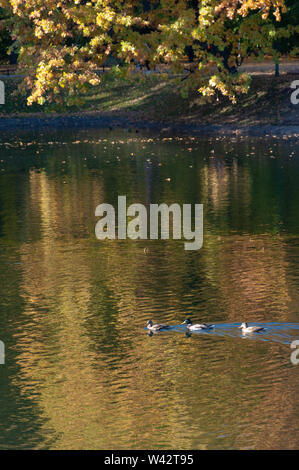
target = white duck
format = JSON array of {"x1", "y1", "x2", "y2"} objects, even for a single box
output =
[
  {"x1": 239, "y1": 322, "x2": 266, "y2": 334},
  {"x1": 182, "y1": 318, "x2": 215, "y2": 331},
  {"x1": 146, "y1": 320, "x2": 171, "y2": 331}
]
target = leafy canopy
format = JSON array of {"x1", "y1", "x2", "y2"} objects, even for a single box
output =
[{"x1": 0, "y1": 0, "x2": 296, "y2": 106}]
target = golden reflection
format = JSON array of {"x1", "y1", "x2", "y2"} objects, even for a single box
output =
[{"x1": 2, "y1": 136, "x2": 298, "y2": 450}]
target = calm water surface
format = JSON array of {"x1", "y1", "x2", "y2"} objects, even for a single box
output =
[{"x1": 0, "y1": 129, "x2": 298, "y2": 449}]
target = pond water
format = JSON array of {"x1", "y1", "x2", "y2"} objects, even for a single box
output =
[{"x1": 0, "y1": 128, "x2": 298, "y2": 449}]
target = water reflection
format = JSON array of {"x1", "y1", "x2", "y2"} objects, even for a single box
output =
[{"x1": 0, "y1": 130, "x2": 298, "y2": 449}]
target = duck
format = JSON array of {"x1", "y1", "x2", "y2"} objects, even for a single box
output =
[
  {"x1": 181, "y1": 318, "x2": 215, "y2": 331},
  {"x1": 146, "y1": 320, "x2": 171, "y2": 331},
  {"x1": 239, "y1": 322, "x2": 266, "y2": 334}
]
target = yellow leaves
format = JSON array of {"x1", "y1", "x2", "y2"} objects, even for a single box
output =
[
  {"x1": 96, "y1": 8, "x2": 115, "y2": 29},
  {"x1": 90, "y1": 36, "x2": 102, "y2": 48},
  {"x1": 197, "y1": 69, "x2": 251, "y2": 105},
  {"x1": 214, "y1": 0, "x2": 286, "y2": 21},
  {"x1": 29, "y1": 10, "x2": 41, "y2": 20},
  {"x1": 198, "y1": 5, "x2": 215, "y2": 27},
  {"x1": 2, "y1": 0, "x2": 290, "y2": 107},
  {"x1": 120, "y1": 41, "x2": 138, "y2": 57},
  {"x1": 34, "y1": 19, "x2": 56, "y2": 38},
  {"x1": 117, "y1": 15, "x2": 134, "y2": 27},
  {"x1": 89, "y1": 77, "x2": 101, "y2": 86},
  {"x1": 237, "y1": 0, "x2": 286, "y2": 20}
]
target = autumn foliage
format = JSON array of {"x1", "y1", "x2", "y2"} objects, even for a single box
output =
[{"x1": 0, "y1": 0, "x2": 296, "y2": 106}]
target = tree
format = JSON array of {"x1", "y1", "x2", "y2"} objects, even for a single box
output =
[
  {"x1": 0, "y1": 6, "x2": 13, "y2": 63},
  {"x1": 0, "y1": 0, "x2": 294, "y2": 106},
  {"x1": 273, "y1": 0, "x2": 299, "y2": 56}
]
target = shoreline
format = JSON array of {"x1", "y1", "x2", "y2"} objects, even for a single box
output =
[
  {"x1": 0, "y1": 113, "x2": 298, "y2": 137},
  {"x1": 0, "y1": 73, "x2": 298, "y2": 138}
]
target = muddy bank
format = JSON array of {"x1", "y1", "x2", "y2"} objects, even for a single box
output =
[{"x1": 0, "y1": 113, "x2": 298, "y2": 138}]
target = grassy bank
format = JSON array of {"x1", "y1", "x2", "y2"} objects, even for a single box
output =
[{"x1": 0, "y1": 73, "x2": 298, "y2": 127}]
